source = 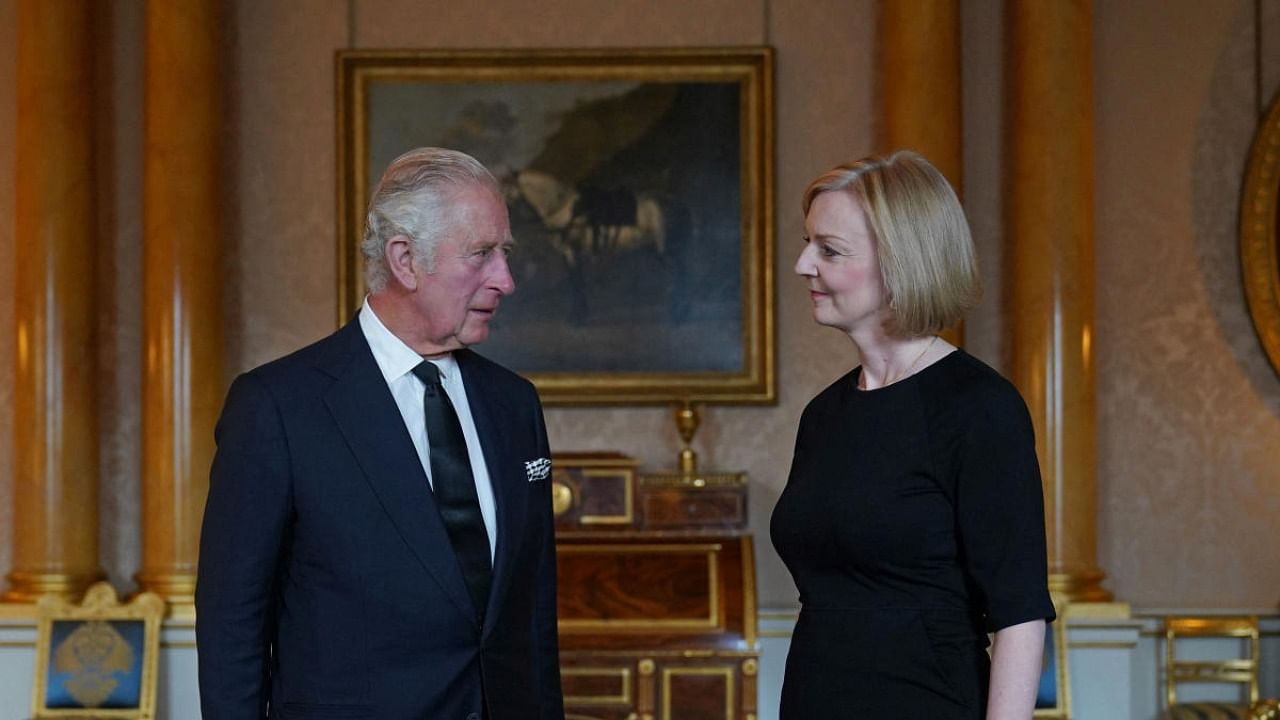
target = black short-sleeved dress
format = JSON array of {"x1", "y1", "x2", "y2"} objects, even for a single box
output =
[{"x1": 770, "y1": 349, "x2": 1055, "y2": 719}]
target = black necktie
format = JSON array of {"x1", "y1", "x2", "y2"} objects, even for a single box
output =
[{"x1": 411, "y1": 361, "x2": 492, "y2": 620}]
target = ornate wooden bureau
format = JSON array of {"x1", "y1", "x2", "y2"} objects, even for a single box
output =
[{"x1": 553, "y1": 453, "x2": 759, "y2": 720}]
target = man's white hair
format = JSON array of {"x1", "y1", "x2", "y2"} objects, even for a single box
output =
[{"x1": 361, "y1": 147, "x2": 501, "y2": 293}]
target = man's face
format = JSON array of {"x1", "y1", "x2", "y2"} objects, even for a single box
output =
[{"x1": 411, "y1": 185, "x2": 515, "y2": 355}]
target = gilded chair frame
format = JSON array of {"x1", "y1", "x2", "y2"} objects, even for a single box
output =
[
  {"x1": 30, "y1": 582, "x2": 166, "y2": 720},
  {"x1": 1164, "y1": 615, "x2": 1260, "y2": 709}
]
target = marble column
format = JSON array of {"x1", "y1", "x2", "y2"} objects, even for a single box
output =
[
  {"x1": 4, "y1": 0, "x2": 104, "y2": 602},
  {"x1": 1006, "y1": 0, "x2": 1110, "y2": 601},
  {"x1": 878, "y1": 0, "x2": 964, "y2": 346},
  {"x1": 136, "y1": 0, "x2": 226, "y2": 603}
]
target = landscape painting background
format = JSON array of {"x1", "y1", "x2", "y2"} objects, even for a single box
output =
[{"x1": 366, "y1": 79, "x2": 744, "y2": 374}]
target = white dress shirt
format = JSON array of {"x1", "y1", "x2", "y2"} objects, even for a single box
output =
[{"x1": 358, "y1": 298, "x2": 497, "y2": 562}]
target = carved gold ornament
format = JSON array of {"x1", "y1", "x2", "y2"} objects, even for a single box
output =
[
  {"x1": 1241, "y1": 92, "x2": 1280, "y2": 377},
  {"x1": 53, "y1": 621, "x2": 135, "y2": 707}
]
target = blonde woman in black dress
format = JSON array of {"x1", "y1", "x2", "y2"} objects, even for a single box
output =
[{"x1": 770, "y1": 151, "x2": 1054, "y2": 719}]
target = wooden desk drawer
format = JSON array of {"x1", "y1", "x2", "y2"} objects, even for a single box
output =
[
  {"x1": 560, "y1": 652, "x2": 759, "y2": 720},
  {"x1": 556, "y1": 535, "x2": 755, "y2": 651},
  {"x1": 638, "y1": 473, "x2": 748, "y2": 529},
  {"x1": 641, "y1": 490, "x2": 745, "y2": 527}
]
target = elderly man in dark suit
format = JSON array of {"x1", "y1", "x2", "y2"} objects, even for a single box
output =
[{"x1": 195, "y1": 148, "x2": 564, "y2": 720}]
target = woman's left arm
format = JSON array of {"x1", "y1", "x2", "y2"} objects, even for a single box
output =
[
  {"x1": 986, "y1": 618, "x2": 1046, "y2": 720},
  {"x1": 950, "y1": 380, "x2": 1055, "y2": 718}
]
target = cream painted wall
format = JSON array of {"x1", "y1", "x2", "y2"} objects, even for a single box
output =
[
  {"x1": 1094, "y1": 0, "x2": 1280, "y2": 606},
  {"x1": 959, "y1": 0, "x2": 1005, "y2": 369},
  {"x1": 96, "y1": 0, "x2": 145, "y2": 605},
  {"x1": 0, "y1": 0, "x2": 1278, "y2": 612}
]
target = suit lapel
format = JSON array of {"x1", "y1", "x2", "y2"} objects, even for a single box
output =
[
  {"x1": 457, "y1": 351, "x2": 528, "y2": 636},
  {"x1": 321, "y1": 323, "x2": 476, "y2": 626}
]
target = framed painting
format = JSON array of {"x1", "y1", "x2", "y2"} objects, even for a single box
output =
[
  {"x1": 30, "y1": 582, "x2": 165, "y2": 720},
  {"x1": 336, "y1": 48, "x2": 775, "y2": 404}
]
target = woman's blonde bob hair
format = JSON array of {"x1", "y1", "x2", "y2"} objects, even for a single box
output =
[{"x1": 802, "y1": 150, "x2": 981, "y2": 337}]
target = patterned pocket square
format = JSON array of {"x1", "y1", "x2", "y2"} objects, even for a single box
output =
[{"x1": 525, "y1": 457, "x2": 552, "y2": 482}]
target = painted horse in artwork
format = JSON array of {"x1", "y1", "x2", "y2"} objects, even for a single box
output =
[{"x1": 506, "y1": 169, "x2": 688, "y2": 324}]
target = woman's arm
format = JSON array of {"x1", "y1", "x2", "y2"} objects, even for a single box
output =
[{"x1": 986, "y1": 618, "x2": 1046, "y2": 720}]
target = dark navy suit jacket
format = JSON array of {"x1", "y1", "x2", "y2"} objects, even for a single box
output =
[{"x1": 195, "y1": 320, "x2": 564, "y2": 720}]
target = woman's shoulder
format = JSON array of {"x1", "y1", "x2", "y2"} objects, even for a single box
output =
[
  {"x1": 918, "y1": 349, "x2": 1032, "y2": 425},
  {"x1": 798, "y1": 367, "x2": 860, "y2": 420}
]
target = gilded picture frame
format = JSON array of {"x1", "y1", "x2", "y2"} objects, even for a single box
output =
[
  {"x1": 1241, "y1": 90, "x2": 1280, "y2": 378},
  {"x1": 30, "y1": 582, "x2": 165, "y2": 720},
  {"x1": 336, "y1": 48, "x2": 775, "y2": 404}
]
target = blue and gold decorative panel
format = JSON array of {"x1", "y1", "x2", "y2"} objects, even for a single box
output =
[
  {"x1": 1034, "y1": 595, "x2": 1070, "y2": 719},
  {"x1": 30, "y1": 582, "x2": 164, "y2": 719},
  {"x1": 1036, "y1": 623, "x2": 1059, "y2": 709},
  {"x1": 44, "y1": 620, "x2": 145, "y2": 709}
]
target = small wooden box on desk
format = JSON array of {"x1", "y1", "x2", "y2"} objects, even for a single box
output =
[{"x1": 553, "y1": 453, "x2": 758, "y2": 720}]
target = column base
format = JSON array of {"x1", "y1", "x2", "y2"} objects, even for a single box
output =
[
  {"x1": 2, "y1": 570, "x2": 105, "y2": 602},
  {"x1": 1063, "y1": 600, "x2": 1131, "y2": 619},
  {"x1": 134, "y1": 570, "x2": 196, "y2": 604},
  {"x1": 1049, "y1": 568, "x2": 1113, "y2": 602}
]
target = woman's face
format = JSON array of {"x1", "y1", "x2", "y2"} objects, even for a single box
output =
[{"x1": 794, "y1": 190, "x2": 888, "y2": 334}]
